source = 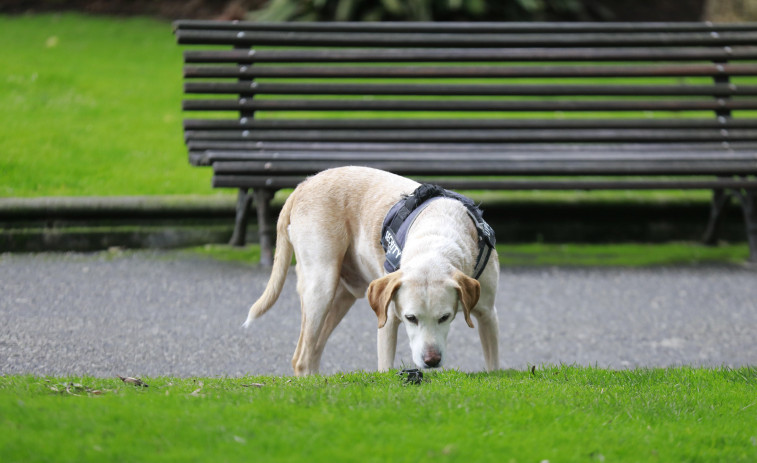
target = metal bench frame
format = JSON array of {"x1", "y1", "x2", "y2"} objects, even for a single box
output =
[{"x1": 174, "y1": 21, "x2": 757, "y2": 263}]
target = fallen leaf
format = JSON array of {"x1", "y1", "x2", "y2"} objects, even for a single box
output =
[
  {"x1": 241, "y1": 383, "x2": 265, "y2": 388},
  {"x1": 190, "y1": 381, "x2": 204, "y2": 396}
]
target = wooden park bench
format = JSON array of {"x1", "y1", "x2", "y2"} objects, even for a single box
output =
[{"x1": 174, "y1": 21, "x2": 757, "y2": 263}]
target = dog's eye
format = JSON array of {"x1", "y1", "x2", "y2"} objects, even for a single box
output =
[
  {"x1": 438, "y1": 314, "x2": 451, "y2": 324},
  {"x1": 405, "y1": 315, "x2": 418, "y2": 325}
]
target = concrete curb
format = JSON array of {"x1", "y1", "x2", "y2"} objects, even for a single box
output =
[
  {"x1": 0, "y1": 196, "x2": 241, "y2": 252},
  {"x1": 0, "y1": 195, "x2": 749, "y2": 253},
  {"x1": 0, "y1": 195, "x2": 237, "y2": 219}
]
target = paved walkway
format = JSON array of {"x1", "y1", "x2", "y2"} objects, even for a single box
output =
[{"x1": 1, "y1": 251, "x2": 755, "y2": 377}]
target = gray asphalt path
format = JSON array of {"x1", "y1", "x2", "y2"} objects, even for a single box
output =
[{"x1": 1, "y1": 251, "x2": 755, "y2": 377}]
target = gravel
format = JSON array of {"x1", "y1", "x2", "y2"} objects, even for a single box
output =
[{"x1": 1, "y1": 251, "x2": 755, "y2": 377}]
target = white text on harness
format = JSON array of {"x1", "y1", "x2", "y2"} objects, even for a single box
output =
[{"x1": 384, "y1": 230, "x2": 402, "y2": 260}]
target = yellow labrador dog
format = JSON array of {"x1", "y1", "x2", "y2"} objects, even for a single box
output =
[{"x1": 244, "y1": 166, "x2": 499, "y2": 376}]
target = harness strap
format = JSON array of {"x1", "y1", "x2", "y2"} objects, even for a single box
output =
[
  {"x1": 466, "y1": 206, "x2": 496, "y2": 279},
  {"x1": 381, "y1": 184, "x2": 496, "y2": 279}
]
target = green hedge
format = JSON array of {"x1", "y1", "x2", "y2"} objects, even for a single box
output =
[{"x1": 251, "y1": 0, "x2": 610, "y2": 22}]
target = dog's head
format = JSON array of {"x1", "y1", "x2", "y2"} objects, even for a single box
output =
[{"x1": 367, "y1": 270, "x2": 480, "y2": 369}]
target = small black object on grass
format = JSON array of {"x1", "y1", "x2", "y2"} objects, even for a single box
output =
[
  {"x1": 398, "y1": 369, "x2": 423, "y2": 385},
  {"x1": 117, "y1": 375, "x2": 149, "y2": 388}
]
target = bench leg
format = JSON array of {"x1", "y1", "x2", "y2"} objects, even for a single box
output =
[
  {"x1": 229, "y1": 188, "x2": 253, "y2": 247},
  {"x1": 740, "y1": 189, "x2": 757, "y2": 262},
  {"x1": 702, "y1": 185, "x2": 757, "y2": 261},
  {"x1": 707, "y1": 186, "x2": 757, "y2": 262},
  {"x1": 702, "y1": 188, "x2": 731, "y2": 245},
  {"x1": 252, "y1": 188, "x2": 276, "y2": 266}
]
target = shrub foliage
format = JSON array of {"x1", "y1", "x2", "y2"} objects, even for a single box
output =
[{"x1": 251, "y1": 0, "x2": 610, "y2": 22}]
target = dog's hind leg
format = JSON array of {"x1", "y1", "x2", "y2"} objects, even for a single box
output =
[
  {"x1": 290, "y1": 254, "x2": 347, "y2": 376},
  {"x1": 310, "y1": 283, "x2": 356, "y2": 370},
  {"x1": 287, "y1": 196, "x2": 354, "y2": 375},
  {"x1": 291, "y1": 308, "x2": 307, "y2": 374}
]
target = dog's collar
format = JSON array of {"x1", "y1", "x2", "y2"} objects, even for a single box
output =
[{"x1": 380, "y1": 184, "x2": 496, "y2": 279}]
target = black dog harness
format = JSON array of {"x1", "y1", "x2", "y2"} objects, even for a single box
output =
[{"x1": 380, "y1": 184, "x2": 496, "y2": 279}]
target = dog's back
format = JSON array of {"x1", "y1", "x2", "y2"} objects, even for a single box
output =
[{"x1": 244, "y1": 167, "x2": 417, "y2": 327}]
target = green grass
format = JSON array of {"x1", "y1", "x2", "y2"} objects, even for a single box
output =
[
  {"x1": 182, "y1": 242, "x2": 751, "y2": 267},
  {"x1": 0, "y1": 13, "x2": 213, "y2": 197},
  {"x1": 2, "y1": 367, "x2": 755, "y2": 462},
  {"x1": 183, "y1": 243, "x2": 265, "y2": 265},
  {"x1": 496, "y1": 242, "x2": 751, "y2": 267}
]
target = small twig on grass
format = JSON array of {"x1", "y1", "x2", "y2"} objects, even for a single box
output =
[
  {"x1": 45, "y1": 380, "x2": 103, "y2": 396},
  {"x1": 241, "y1": 383, "x2": 265, "y2": 388}
]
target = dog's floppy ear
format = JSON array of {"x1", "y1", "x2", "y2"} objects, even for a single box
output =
[
  {"x1": 453, "y1": 271, "x2": 480, "y2": 328},
  {"x1": 367, "y1": 272, "x2": 402, "y2": 329}
]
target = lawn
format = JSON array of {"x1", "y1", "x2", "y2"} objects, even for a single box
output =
[
  {"x1": 183, "y1": 242, "x2": 752, "y2": 267},
  {"x1": 0, "y1": 13, "x2": 212, "y2": 197},
  {"x1": 1, "y1": 367, "x2": 755, "y2": 462}
]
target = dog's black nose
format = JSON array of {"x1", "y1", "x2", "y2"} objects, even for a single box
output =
[{"x1": 423, "y1": 349, "x2": 442, "y2": 368}]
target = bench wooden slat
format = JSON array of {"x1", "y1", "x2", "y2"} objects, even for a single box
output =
[
  {"x1": 212, "y1": 159, "x2": 757, "y2": 176},
  {"x1": 188, "y1": 143, "x2": 755, "y2": 162},
  {"x1": 182, "y1": 46, "x2": 757, "y2": 63},
  {"x1": 175, "y1": 29, "x2": 757, "y2": 47},
  {"x1": 189, "y1": 140, "x2": 755, "y2": 151},
  {"x1": 183, "y1": 98, "x2": 757, "y2": 113},
  {"x1": 184, "y1": 82, "x2": 757, "y2": 97},
  {"x1": 174, "y1": 20, "x2": 757, "y2": 33},
  {"x1": 200, "y1": 150, "x2": 757, "y2": 162},
  {"x1": 183, "y1": 63, "x2": 757, "y2": 79},
  {"x1": 211, "y1": 175, "x2": 757, "y2": 191},
  {"x1": 183, "y1": 118, "x2": 756, "y2": 130},
  {"x1": 195, "y1": 141, "x2": 757, "y2": 150},
  {"x1": 184, "y1": 128, "x2": 757, "y2": 143}
]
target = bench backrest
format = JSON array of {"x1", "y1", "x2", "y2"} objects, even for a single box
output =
[{"x1": 174, "y1": 21, "x2": 757, "y2": 167}]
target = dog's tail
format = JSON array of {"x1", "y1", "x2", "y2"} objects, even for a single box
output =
[{"x1": 242, "y1": 190, "x2": 296, "y2": 328}]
